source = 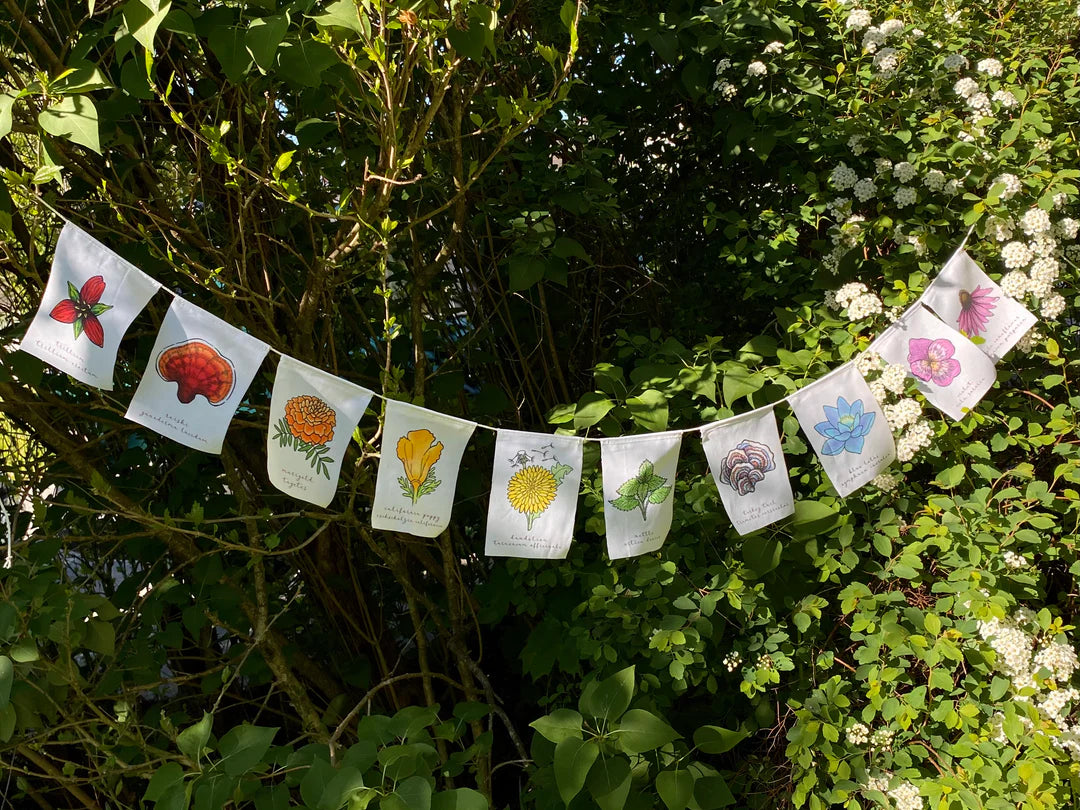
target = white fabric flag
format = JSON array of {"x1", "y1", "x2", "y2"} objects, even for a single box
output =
[
  {"x1": 20, "y1": 222, "x2": 161, "y2": 389},
  {"x1": 873, "y1": 305, "x2": 997, "y2": 421},
  {"x1": 125, "y1": 298, "x2": 269, "y2": 453},
  {"x1": 920, "y1": 249, "x2": 1036, "y2": 362},
  {"x1": 701, "y1": 406, "x2": 793, "y2": 536},
  {"x1": 371, "y1": 401, "x2": 476, "y2": 538},
  {"x1": 485, "y1": 430, "x2": 584, "y2": 559},
  {"x1": 601, "y1": 432, "x2": 682, "y2": 560},
  {"x1": 788, "y1": 363, "x2": 895, "y2": 497},
  {"x1": 267, "y1": 356, "x2": 374, "y2": 507}
]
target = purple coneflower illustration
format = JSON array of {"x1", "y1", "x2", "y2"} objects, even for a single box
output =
[{"x1": 956, "y1": 286, "x2": 997, "y2": 337}]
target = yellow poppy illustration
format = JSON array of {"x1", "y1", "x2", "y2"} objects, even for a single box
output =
[
  {"x1": 396, "y1": 429, "x2": 444, "y2": 503},
  {"x1": 506, "y1": 449, "x2": 573, "y2": 530}
]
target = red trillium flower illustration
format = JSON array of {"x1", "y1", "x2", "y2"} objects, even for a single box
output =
[{"x1": 49, "y1": 275, "x2": 112, "y2": 347}]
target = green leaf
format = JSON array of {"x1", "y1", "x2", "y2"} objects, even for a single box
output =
[
  {"x1": 627, "y1": 389, "x2": 669, "y2": 432},
  {"x1": 579, "y1": 665, "x2": 634, "y2": 723},
  {"x1": 386, "y1": 776, "x2": 431, "y2": 810},
  {"x1": 0, "y1": 704, "x2": 14, "y2": 743},
  {"x1": 692, "y1": 725, "x2": 747, "y2": 754},
  {"x1": 177, "y1": 712, "x2": 213, "y2": 763},
  {"x1": 430, "y1": 788, "x2": 488, "y2": 810},
  {"x1": 207, "y1": 25, "x2": 252, "y2": 83},
  {"x1": 934, "y1": 464, "x2": 966, "y2": 489},
  {"x1": 586, "y1": 755, "x2": 631, "y2": 810},
  {"x1": 0, "y1": 656, "x2": 11, "y2": 709},
  {"x1": 246, "y1": 14, "x2": 290, "y2": 73},
  {"x1": 84, "y1": 620, "x2": 115, "y2": 655},
  {"x1": 38, "y1": 95, "x2": 100, "y2": 153},
  {"x1": 694, "y1": 775, "x2": 735, "y2": 808},
  {"x1": 529, "y1": 708, "x2": 583, "y2": 743},
  {"x1": 144, "y1": 762, "x2": 185, "y2": 802},
  {"x1": 647, "y1": 485, "x2": 671, "y2": 505},
  {"x1": 311, "y1": 0, "x2": 368, "y2": 36},
  {"x1": 792, "y1": 500, "x2": 841, "y2": 535},
  {"x1": 656, "y1": 770, "x2": 695, "y2": 810},
  {"x1": 722, "y1": 367, "x2": 765, "y2": 406},
  {"x1": 574, "y1": 392, "x2": 615, "y2": 429},
  {"x1": 614, "y1": 709, "x2": 680, "y2": 755},
  {"x1": 508, "y1": 254, "x2": 545, "y2": 291},
  {"x1": 609, "y1": 495, "x2": 639, "y2": 512},
  {"x1": 122, "y1": 0, "x2": 172, "y2": 53},
  {"x1": 553, "y1": 738, "x2": 598, "y2": 805},
  {"x1": 742, "y1": 536, "x2": 782, "y2": 577},
  {"x1": 552, "y1": 236, "x2": 590, "y2": 261},
  {"x1": 10, "y1": 640, "x2": 38, "y2": 663},
  {"x1": 218, "y1": 723, "x2": 278, "y2": 776}
]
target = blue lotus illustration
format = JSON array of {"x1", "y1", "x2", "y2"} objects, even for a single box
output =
[{"x1": 814, "y1": 396, "x2": 875, "y2": 455}]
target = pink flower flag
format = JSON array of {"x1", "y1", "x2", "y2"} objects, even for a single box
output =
[
  {"x1": 956, "y1": 286, "x2": 997, "y2": 337},
  {"x1": 907, "y1": 338, "x2": 961, "y2": 386}
]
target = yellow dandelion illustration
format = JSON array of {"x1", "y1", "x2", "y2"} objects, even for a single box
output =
[{"x1": 507, "y1": 465, "x2": 558, "y2": 530}]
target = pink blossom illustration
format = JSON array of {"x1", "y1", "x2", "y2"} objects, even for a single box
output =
[
  {"x1": 956, "y1": 286, "x2": 997, "y2": 337},
  {"x1": 908, "y1": 338, "x2": 961, "y2": 387}
]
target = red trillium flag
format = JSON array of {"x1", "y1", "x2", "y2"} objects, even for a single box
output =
[
  {"x1": 20, "y1": 223, "x2": 161, "y2": 389},
  {"x1": 485, "y1": 430, "x2": 584, "y2": 559},
  {"x1": 125, "y1": 298, "x2": 269, "y2": 453},
  {"x1": 701, "y1": 406, "x2": 794, "y2": 536},
  {"x1": 371, "y1": 401, "x2": 477, "y2": 538},
  {"x1": 267, "y1": 356, "x2": 374, "y2": 507},
  {"x1": 921, "y1": 249, "x2": 1036, "y2": 362},
  {"x1": 601, "y1": 431, "x2": 682, "y2": 559},
  {"x1": 873, "y1": 305, "x2": 997, "y2": 421},
  {"x1": 788, "y1": 364, "x2": 895, "y2": 497}
]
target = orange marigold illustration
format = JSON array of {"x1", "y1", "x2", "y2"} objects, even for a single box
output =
[
  {"x1": 284, "y1": 395, "x2": 336, "y2": 446},
  {"x1": 397, "y1": 429, "x2": 444, "y2": 504}
]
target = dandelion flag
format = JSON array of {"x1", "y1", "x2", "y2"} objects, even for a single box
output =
[
  {"x1": 20, "y1": 222, "x2": 161, "y2": 389},
  {"x1": 125, "y1": 298, "x2": 269, "y2": 453},
  {"x1": 485, "y1": 430, "x2": 584, "y2": 559},
  {"x1": 872, "y1": 304, "x2": 997, "y2": 421},
  {"x1": 371, "y1": 401, "x2": 476, "y2": 538},
  {"x1": 601, "y1": 432, "x2": 682, "y2": 559},
  {"x1": 701, "y1": 406, "x2": 794, "y2": 536},
  {"x1": 788, "y1": 363, "x2": 895, "y2": 497},
  {"x1": 920, "y1": 249, "x2": 1036, "y2": 362},
  {"x1": 267, "y1": 356, "x2": 374, "y2": 507}
]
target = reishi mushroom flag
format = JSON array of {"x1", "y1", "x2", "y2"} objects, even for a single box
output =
[
  {"x1": 19, "y1": 222, "x2": 161, "y2": 389},
  {"x1": 125, "y1": 298, "x2": 269, "y2": 453}
]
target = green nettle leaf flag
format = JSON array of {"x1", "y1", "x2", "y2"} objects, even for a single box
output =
[
  {"x1": 600, "y1": 432, "x2": 682, "y2": 559},
  {"x1": 19, "y1": 223, "x2": 160, "y2": 390}
]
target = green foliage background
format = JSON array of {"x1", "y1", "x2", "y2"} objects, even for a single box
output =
[{"x1": 0, "y1": 0, "x2": 1079, "y2": 808}]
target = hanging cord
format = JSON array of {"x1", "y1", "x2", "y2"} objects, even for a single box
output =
[{"x1": 2, "y1": 497, "x2": 12, "y2": 569}]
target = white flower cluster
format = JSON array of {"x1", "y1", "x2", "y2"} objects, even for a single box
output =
[
  {"x1": 763, "y1": 41, "x2": 784, "y2": 55},
  {"x1": 848, "y1": 135, "x2": 868, "y2": 155},
  {"x1": 924, "y1": 169, "x2": 946, "y2": 192},
  {"x1": 847, "y1": 721, "x2": 871, "y2": 744},
  {"x1": 976, "y1": 608, "x2": 1080, "y2": 760},
  {"x1": 893, "y1": 161, "x2": 916, "y2": 183},
  {"x1": 888, "y1": 782, "x2": 924, "y2": 810},
  {"x1": 715, "y1": 81, "x2": 737, "y2": 100},
  {"x1": 992, "y1": 89, "x2": 1018, "y2": 108},
  {"x1": 865, "y1": 773, "x2": 891, "y2": 794},
  {"x1": 723, "y1": 651, "x2": 742, "y2": 672},
  {"x1": 1002, "y1": 549, "x2": 1029, "y2": 569},
  {"x1": 1021, "y1": 207, "x2": 1052, "y2": 236},
  {"x1": 871, "y1": 727, "x2": 895, "y2": 749},
  {"x1": 977, "y1": 57, "x2": 1003, "y2": 77},
  {"x1": 871, "y1": 471, "x2": 900, "y2": 492},
  {"x1": 986, "y1": 216, "x2": 1013, "y2": 242},
  {"x1": 715, "y1": 58, "x2": 731, "y2": 74},
  {"x1": 885, "y1": 398, "x2": 922, "y2": 432},
  {"x1": 994, "y1": 173, "x2": 1022, "y2": 200},
  {"x1": 855, "y1": 350, "x2": 883, "y2": 375},
  {"x1": 861, "y1": 17, "x2": 907, "y2": 54},
  {"x1": 896, "y1": 419, "x2": 933, "y2": 462},
  {"x1": 853, "y1": 177, "x2": 877, "y2": 201},
  {"x1": 1015, "y1": 327, "x2": 1043, "y2": 354},
  {"x1": 954, "y1": 77, "x2": 978, "y2": 98},
  {"x1": 943, "y1": 54, "x2": 968, "y2": 72},
  {"x1": 879, "y1": 363, "x2": 909, "y2": 395},
  {"x1": 747, "y1": 60, "x2": 768, "y2": 77},
  {"x1": 846, "y1": 8, "x2": 872, "y2": 30},
  {"x1": 894, "y1": 186, "x2": 917, "y2": 208},
  {"x1": 873, "y1": 47, "x2": 900, "y2": 77},
  {"x1": 831, "y1": 162, "x2": 858, "y2": 190},
  {"x1": 1000, "y1": 241, "x2": 1032, "y2": 270},
  {"x1": 1057, "y1": 218, "x2": 1079, "y2": 239}
]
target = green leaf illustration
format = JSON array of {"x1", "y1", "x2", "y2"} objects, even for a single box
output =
[
  {"x1": 550, "y1": 462, "x2": 573, "y2": 484},
  {"x1": 610, "y1": 495, "x2": 639, "y2": 512},
  {"x1": 648, "y1": 485, "x2": 671, "y2": 505},
  {"x1": 90, "y1": 303, "x2": 113, "y2": 316},
  {"x1": 608, "y1": 458, "x2": 672, "y2": 521},
  {"x1": 417, "y1": 476, "x2": 441, "y2": 497},
  {"x1": 67, "y1": 280, "x2": 80, "y2": 300}
]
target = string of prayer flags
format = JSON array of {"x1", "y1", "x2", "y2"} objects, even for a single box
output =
[
  {"x1": 267, "y1": 356, "x2": 374, "y2": 507},
  {"x1": 921, "y1": 249, "x2": 1036, "y2": 362},
  {"x1": 788, "y1": 364, "x2": 895, "y2": 497},
  {"x1": 125, "y1": 297, "x2": 270, "y2": 453},
  {"x1": 485, "y1": 430, "x2": 585, "y2": 559},
  {"x1": 601, "y1": 431, "x2": 682, "y2": 559},
  {"x1": 371, "y1": 401, "x2": 477, "y2": 538},
  {"x1": 873, "y1": 304, "x2": 998, "y2": 421},
  {"x1": 20, "y1": 222, "x2": 160, "y2": 389},
  {"x1": 701, "y1": 406, "x2": 794, "y2": 536}
]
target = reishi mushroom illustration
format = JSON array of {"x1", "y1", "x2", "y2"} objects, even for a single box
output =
[{"x1": 156, "y1": 340, "x2": 236, "y2": 405}]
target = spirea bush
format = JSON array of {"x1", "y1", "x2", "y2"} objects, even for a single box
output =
[{"x1": 514, "y1": 2, "x2": 1080, "y2": 809}]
